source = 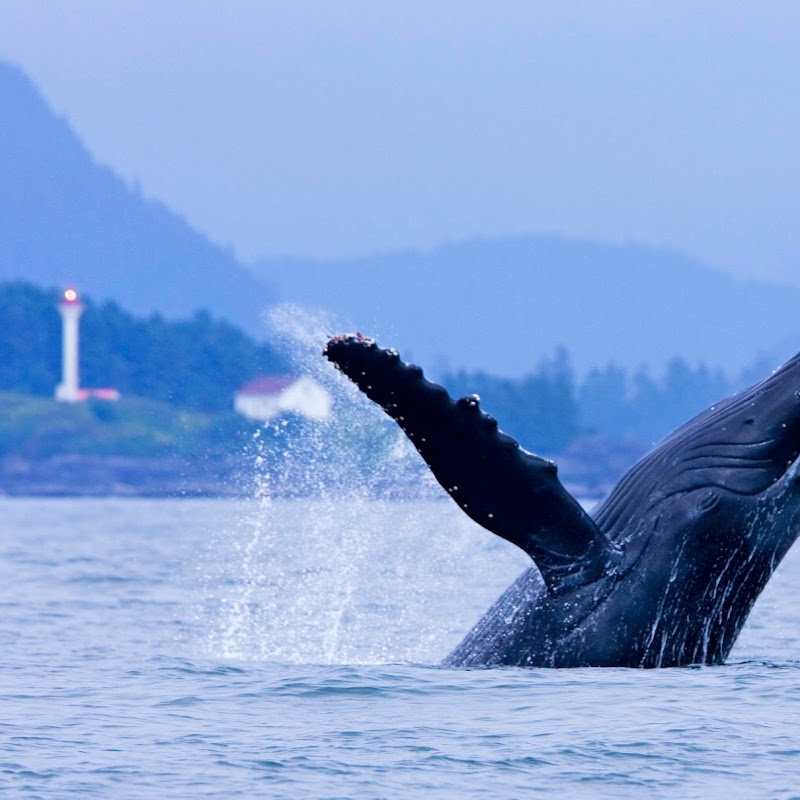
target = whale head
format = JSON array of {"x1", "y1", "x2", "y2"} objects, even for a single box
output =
[
  {"x1": 595, "y1": 350, "x2": 800, "y2": 540},
  {"x1": 587, "y1": 350, "x2": 800, "y2": 665}
]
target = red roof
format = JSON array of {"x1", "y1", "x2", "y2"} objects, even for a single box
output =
[{"x1": 237, "y1": 375, "x2": 296, "y2": 396}]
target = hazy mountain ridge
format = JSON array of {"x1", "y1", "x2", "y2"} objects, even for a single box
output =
[
  {"x1": 3, "y1": 58, "x2": 799, "y2": 378},
  {"x1": 253, "y1": 238, "x2": 800, "y2": 376},
  {"x1": 0, "y1": 60, "x2": 272, "y2": 333}
]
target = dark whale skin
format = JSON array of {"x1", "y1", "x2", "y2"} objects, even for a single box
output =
[{"x1": 325, "y1": 334, "x2": 800, "y2": 667}]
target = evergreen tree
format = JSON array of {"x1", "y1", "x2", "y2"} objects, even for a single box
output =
[
  {"x1": 443, "y1": 347, "x2": 578, "y2": 453},
  {"x1": 579, "y1": 364, "x2": 629, "y2": 439}
]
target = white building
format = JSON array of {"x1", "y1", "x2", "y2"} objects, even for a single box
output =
[{"x1": 234, "y1": 375, "x2": 331, "y2": 422}]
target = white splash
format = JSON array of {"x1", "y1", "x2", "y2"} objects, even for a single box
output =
[{"x1": 200, "y1": 305, "x2": 524, "y2": 665}]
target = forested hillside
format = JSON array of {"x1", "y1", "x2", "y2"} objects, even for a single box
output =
[
  {"x1": 0, "y1": 279, "x2": 777, "y2": 468},
  {"x1": 0, "y1": 282, "x2": 287, "y2": 412}
]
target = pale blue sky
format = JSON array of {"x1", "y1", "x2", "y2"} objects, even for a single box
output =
[{"x1": 1, "y1": 1, "x2": 800, "y2": 285}]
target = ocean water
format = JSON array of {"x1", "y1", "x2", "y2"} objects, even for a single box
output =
[{"x1": 2, "y1": 496, "x2": 800, "y2": 799}]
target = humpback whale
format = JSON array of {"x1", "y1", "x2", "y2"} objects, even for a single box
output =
[{"x1": 324, "y1": 334, "x2": 800, "y2": 668}]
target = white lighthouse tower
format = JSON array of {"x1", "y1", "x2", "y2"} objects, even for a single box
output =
[{"x1": 55, "y1": 288, "x2": 84, "y2": 402}]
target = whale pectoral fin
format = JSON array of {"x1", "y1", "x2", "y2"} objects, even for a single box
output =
[{"x1": 324, "y1": 334, "x2": 620, "y2": 594}]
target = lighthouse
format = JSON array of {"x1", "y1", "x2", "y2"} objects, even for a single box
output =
[
  {"x1": 53, "y1": 288, "x2": 121, "y2": 402},
  {"x1": 55, "y1": 288, "x2": 84, "y2": 402}
]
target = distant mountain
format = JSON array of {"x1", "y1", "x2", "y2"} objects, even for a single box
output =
[
  {"x1": 253, "y1": 237, "x2": 800, "y2": 376},
  {"x1": 0, "y1": 61, "x2": 272, "y2": 334},
  {"x1": 6, "y1": 58, "x2": 798, "y2": 375}
]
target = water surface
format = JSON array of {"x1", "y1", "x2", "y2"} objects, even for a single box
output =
[{"x1": 1, "y1": 497, "x2": 799, "y2": 798}]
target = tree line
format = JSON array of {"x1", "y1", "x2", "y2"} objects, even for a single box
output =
[
  {"x1": 0, "y1": 281, "x2": 779, "y2": 453},
  {"x1": 443, "y1": 349, "x2": 775, "y2": 453},
  {"x1": 0, "y1": 282, "x2": 287, "y2": 412}
]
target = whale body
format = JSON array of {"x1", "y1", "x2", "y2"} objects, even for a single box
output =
[{"x1": 324, "y1": 335, "x2": 800, "y2": 667}]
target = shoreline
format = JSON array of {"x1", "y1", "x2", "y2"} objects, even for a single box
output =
[
  {"x1": 0, "y1": 444, "x2": 642, "y2": 500},
  {"x1": 0, "y1": 454, "x2": 246, "y2": 498}
]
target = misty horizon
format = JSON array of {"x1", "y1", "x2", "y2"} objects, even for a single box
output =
[{"x1": 1, "y1": 2, "x2": 799, "y2": 287}]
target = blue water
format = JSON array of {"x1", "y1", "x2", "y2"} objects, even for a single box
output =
[{"x1": 2, "y1": 496, "x2": 800, "y2": 799}]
